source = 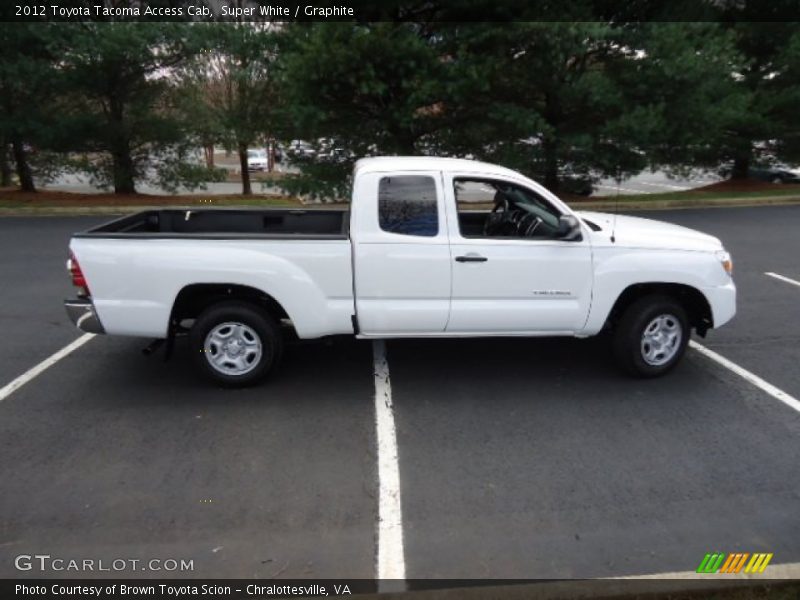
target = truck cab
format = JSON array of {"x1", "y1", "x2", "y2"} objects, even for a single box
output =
[{"x1": 350, "y1": 158, "x2": 592, "y2": 337}]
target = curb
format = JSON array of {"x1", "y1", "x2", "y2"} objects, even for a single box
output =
[{"x1": 567, "y1": 195, "x2": 800, "y2": 211}]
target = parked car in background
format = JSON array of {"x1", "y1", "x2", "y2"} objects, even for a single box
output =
[
  {"x1": 287, "y1": 140, "x2": 316, "y2": 159},
  {"x1": 286, "y1": 139, "x2": 351, "y2": 163},
  {"x1": 749, "y1": 165, "x2": 800, "y2": 184},
  {"x1": 246, "y1": 149, "x2": 268, "y2": 171},
  {"x1": 720, "y1": 163, "x2": 800, "y2": 184}
]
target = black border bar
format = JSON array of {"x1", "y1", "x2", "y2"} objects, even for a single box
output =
[{"x1": 4, "y1": 0, "x2": 800, "y2": 23}]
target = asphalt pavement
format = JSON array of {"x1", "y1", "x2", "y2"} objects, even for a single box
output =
[
  {"x1": 0, "y1": 206, "x2": 798, "y2": 583},
  {"x1": 0, "y1": 217, "x2": 99, "y2": 385}
]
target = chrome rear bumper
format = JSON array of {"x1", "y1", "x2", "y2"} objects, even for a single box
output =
[{"x1": 64, "y1": 298, "x2": 105, "y2": 334}]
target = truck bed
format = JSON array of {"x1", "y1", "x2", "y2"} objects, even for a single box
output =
[{"x1": 75, "y1": 208, "x2": 349, "y2": 240}]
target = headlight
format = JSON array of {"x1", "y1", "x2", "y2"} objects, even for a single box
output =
[{"x1": 716, "y1": 250, "x2": 733, "y2": 276}]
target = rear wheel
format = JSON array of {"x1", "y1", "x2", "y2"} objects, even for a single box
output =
[
  {"x1": 189, "y1": 301, "x2": 282, "y2": 387},
  {"x1": 612, "y1": 295, "x2": 689, "y2": 377}
]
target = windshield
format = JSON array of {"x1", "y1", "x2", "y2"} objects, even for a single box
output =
[{"x1": 247, "y1": 150, "x2": 265, "y2": 158}]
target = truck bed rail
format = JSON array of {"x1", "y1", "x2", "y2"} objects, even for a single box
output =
[{"x1": 74, "y1": 208, "x2": 349, "y2": 240}]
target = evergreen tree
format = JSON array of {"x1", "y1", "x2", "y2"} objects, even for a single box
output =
[
  {"x1": 278, "y1": 22, "x2": 447, "y2": 200},
  {"x1": 57, "y1": 23, "x2": 204, "y2": 194},
  {"x1": 0, "y1": 23, "x2": 60, "y2": 192},
  {"x1": 717, "y1": 13, "x2": 800, "y2": 178}
]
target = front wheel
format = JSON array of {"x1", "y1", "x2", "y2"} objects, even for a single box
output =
[
  {"x1": 612, "y1": 295, "x2": 689, "y2": 377},
  {"x1": 189, "y1": 301, "x2": 282, "y2": 387}
]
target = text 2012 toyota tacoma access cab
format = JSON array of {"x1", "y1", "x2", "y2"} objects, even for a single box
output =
[{"x1": 64, "y1": 157, "x2": 736, "y2": 386}]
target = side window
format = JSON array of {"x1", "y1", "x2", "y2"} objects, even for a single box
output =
[{"x1": 378, "y1": 176, "x2": 438, "y2": 237}]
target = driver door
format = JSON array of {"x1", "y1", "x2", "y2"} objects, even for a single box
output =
[{"x1": 443, "y1": 174, "x2": 594, "y2": 334}]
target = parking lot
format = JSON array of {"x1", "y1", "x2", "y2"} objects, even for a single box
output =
[{"x1": 0, "y1": 206, "x2": 799, "y2": 583}]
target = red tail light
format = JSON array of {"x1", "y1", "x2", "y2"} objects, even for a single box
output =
[{"x1": 67, "y1": 251, "x2": 88, "y2": 291}]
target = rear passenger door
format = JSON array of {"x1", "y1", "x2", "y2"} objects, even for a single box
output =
[{"x1": 351, "y1": 171, "x2": 452, "y2": 335}]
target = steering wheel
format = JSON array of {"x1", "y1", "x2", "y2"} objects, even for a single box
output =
[
  {"x1": 517, "y1": 212, "x2": 543, "y2": 237},
  {"x1": 484, "y1": 197, "x2": 523, "y2": 236}
]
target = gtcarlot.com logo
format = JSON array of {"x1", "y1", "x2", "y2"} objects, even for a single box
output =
[
  {"x1": 14, "y1": 554, "x2": 194, "y2": 572},
  {"x1": 697, "y1": 552, "x2": 773, "y2": 574}
]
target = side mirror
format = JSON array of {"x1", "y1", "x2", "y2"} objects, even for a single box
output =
[{"x1": 556, "y1": 214, "x2": 582, "y2": 241}]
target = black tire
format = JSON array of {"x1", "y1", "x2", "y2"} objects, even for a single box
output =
[
  {"x1": 189, "y1": 301, "x2": 282, "y2": 387},
  {"x1": 770, "y1": 175, "x2": 783, "y2": 184},
  {"x1": 612, "y1": 295, "x2": 689, "y2": 378}
]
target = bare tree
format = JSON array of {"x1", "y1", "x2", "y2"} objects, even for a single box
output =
[{"x1": 180, "y1": 22, "x2": 279, "y2": 195}]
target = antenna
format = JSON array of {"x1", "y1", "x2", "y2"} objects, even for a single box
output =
[{"x1": 610, "y1": 166, "x2": 620, "y2": 244}]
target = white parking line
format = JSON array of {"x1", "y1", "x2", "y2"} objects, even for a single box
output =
[
  {"x1": 765, "y1": 271, "x2": 800, "y2": 288},
  {"x1": 595, "y1": 184, "x2": 646, "y2": 194},
  {"x1": 637, "y1": 181, "x2": 692, "y2": 191},
  {"x1": 372, "y1": 340, "x2": 406, "y2": 590},
  {"x1": 0, "y1": 334, "x2": 95, "y2": 403},
  {"x1": 690, "y1": 340, "x2": 800, "y2": 414}
]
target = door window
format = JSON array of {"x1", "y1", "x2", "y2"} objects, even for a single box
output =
[{"x1": 454, "y1": 178, "x2": 562, "y2": 239}]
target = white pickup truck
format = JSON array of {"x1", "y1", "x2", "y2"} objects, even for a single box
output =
[{"x1": 65, "y1": 157, "x2": 736, "y2": 386}]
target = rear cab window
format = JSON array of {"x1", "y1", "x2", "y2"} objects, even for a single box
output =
[{"x1": 378, "y1": 176, "x2": 439, "y2": 237}]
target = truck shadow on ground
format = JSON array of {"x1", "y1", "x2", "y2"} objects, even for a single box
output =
[
  {"x1": 79, "y1": 334, "x2": 375, "y2": 408},
  {"x1": 86, "y1": 331, "x2": 713, "y2": 407}
]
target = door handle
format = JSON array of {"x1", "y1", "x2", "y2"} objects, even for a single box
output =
[{"x1": 455, "y1": 255, "x2": 488, "y2": 263}]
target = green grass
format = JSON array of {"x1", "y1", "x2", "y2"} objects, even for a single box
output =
[
  {"x1": 0, "y1": 191, "x2": 305, "y2": 215},
  {"x1": 175, "y1": 196, "x2": 300, "y2": 206},
  {"x1": 2, "y1": 187, "x2": 800, "y2": 216},
  {"x1": 591, "y1": 187, "x2": 800, "y2": 203},
  {"x1": 0, "y1": 196, "x2": 299, "y2": 208}
]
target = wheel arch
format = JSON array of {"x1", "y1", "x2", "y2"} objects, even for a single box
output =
[
  {"x1": 170, "y1": 283, "x2": 292, "y2": 333},
  {"x1": 605, "y1": 282, "x2": 713, "y2": 336}
]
